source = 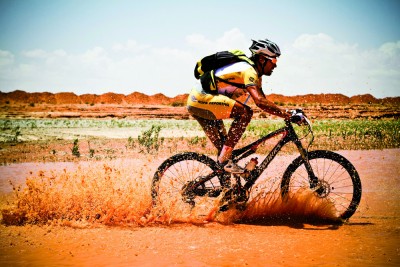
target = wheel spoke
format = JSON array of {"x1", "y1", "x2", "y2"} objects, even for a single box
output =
[
  {"x1": 281, "y1": 150, "x2": 361, "y2": 220},
  {"x1": 152, "y1": 153, "x2": 220, "y2": 211}
]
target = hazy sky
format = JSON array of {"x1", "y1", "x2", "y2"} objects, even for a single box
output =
[{"x1": 1, "y1": 0, "x2": 399, "y2": 98}]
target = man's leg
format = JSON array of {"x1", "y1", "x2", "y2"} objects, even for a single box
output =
[
  {"x1": 192, "y1": 115, "x2": 227, "y2": 154},
  {"x1": 218, "y1": 102, "x2": 253, "y2": 164}
]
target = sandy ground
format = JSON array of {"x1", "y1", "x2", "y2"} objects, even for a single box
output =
[{"x1": 0, "y1": 149, "x2": 399, "y2": 266}]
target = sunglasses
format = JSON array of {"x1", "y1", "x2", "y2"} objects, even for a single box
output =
[
  {"x1": 262, "y1": 55, "x2": 278, "y2": 64},
  {"x1": 264, "y1": 56, "x2": 278, "y2": 64}
]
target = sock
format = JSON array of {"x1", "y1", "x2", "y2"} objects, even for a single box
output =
[{"x1": 218, "y1": 145, "x2": 233, "y2": 164}]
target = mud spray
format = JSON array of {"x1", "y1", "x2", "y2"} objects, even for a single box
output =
[{"x1": 1, "y1": 157, "x2": 340, "y2": 227}]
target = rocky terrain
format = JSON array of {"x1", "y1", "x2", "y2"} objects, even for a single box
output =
[{"x1": 0, "y1": 90, "x2": 399, "y2": 120}]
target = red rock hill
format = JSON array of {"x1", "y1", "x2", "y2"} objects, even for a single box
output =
[{"x1": 0, "y1": 90, "x2": 399, "y2": 106}]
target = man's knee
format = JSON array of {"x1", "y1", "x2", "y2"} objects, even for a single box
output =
[
  {"x1": 231, "y1": 104, "x2": 253, "y2": 120},
  {"x1": 238, "y1": 106, "x2": 253, "y2": 121}
]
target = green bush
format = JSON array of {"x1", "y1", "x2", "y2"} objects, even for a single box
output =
[
  {"x1": 72, "y1": 139, "x2": 80, "y2": 157},
  {"x1": 138, "y1": 125, "x2": 164, "y2": 153}
]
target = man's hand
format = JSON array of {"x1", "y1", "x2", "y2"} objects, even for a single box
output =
[{"x1": 288, "y1": 109, "x2": 307, "y2": 125}]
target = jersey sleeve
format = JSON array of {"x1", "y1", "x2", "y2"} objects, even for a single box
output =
[{"x1": 242, "y1": 67, "x2": 260, "y2": 88}]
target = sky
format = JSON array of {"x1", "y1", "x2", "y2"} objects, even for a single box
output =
[{"x1": 0, "y1": 0, "x2": 399, "y2": 98}]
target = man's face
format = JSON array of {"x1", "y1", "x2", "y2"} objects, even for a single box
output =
[{"x1": 261, "y1": 56, "x2": 277, "y2": 76}]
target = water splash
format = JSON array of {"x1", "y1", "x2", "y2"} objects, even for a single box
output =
[
  {"x1": 1, "y1": 159, "x2": 340, "y2": 227},
  {"x1": 240, "y1": 188, "x2": 339, "y2": 224}
]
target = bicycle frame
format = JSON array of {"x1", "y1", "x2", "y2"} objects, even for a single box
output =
[
  {"x1": 229, "y1": 119, "x2": 317, "y2": 191},
  {"x1": 182, "y1": 118, "x2": 319, "y2": 201}
]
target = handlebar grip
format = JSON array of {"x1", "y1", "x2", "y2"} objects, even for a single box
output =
[{"x1": 290, "y1": 115, "x2": 303, "y2": 124}]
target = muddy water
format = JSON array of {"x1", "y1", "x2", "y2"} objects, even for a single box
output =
[
  {"x1": 0, "y1": 149, "x2": 399, "y2": 266},
  {"x1": 0, "y1": 162, "x2": 79, "y2": 193},
  {"x1": 0, "y1": 152, "x2": 338, "y2": 226}
]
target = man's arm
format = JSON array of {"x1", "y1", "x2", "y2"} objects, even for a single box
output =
[{"x1": 246, "y1": 86, "x2": 290, "y2": 119}]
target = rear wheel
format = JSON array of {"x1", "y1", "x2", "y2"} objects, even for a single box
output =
[
  {"x1": 281, "y1": 150, "x2": 362, "y2": 220},
  {"x1": 152, "y1": 152, "x2": 224, "y2": 209}
]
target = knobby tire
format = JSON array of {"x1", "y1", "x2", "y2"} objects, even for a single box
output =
[{"x1": 280, "y1": 150, "x2": 362, "y2": 220}]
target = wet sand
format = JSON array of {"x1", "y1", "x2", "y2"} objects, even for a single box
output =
[{"x1": 0, "y1": 149, "x2": 399, "y2": 266}]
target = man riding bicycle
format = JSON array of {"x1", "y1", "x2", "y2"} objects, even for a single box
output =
[{"x1": 187, "y1": 38, "x2": 291, "y2": 173}]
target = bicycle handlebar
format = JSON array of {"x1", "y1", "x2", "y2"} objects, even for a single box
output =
[
  {"x1": 288, "y1": 109, "x2": 314, "y2": 143},
  {"x1": 285, "y1": 109, "x2": 309, "y2": 126}
]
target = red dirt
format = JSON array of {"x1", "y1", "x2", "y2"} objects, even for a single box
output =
[
  {"x1": 0, "y1": 149, "x2": 399, "y2": 266},
  {"x1": 0, "y1": 90, "x2": 399, "y2": 266}
]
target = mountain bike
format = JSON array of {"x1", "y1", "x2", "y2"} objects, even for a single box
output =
[{"x1": 151, "y1": 111, "x2": 362, "y2": 220}]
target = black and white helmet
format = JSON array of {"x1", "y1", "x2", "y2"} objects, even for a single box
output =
[{"x1": 249, "y1": 39, "x2": 281, "y2": 58}]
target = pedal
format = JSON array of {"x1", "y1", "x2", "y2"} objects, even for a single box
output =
[{"x1": 223, "y1": 160, "x2": 245, "y2": 174}]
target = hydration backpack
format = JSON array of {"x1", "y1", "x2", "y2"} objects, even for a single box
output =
[{"x1": 194, "y1": 50, "x2": 255, "y2": 94}]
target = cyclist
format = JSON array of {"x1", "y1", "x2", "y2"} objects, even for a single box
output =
[{"x1": 187, "y1": 38, "x2": 291, "y2": 173}]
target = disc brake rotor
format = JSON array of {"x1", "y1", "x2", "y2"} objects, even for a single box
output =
[{"x1": 314, "y1": 180, "x2": 331, "y2": 198}]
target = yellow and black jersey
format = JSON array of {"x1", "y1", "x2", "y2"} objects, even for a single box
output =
[
  {"x1": 215, "y1": 61, "x2": 261, "y2": 96},
  {"x1": 187, "y1": 61, "x2": 262, "y2": 120}
]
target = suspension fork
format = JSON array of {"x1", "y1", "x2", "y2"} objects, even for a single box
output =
[
  {"x1": 279, "y1": 120, "x2": 320, "y2": 189},
  {"x1": 292, "y1": 134, "x2": 319, "y2": 188}
]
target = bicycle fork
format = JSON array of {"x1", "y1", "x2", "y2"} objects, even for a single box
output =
[{"x1": 293, "y1": 139, "x2": 320, "y2": 189}]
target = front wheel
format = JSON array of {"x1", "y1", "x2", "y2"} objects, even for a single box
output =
[
  {"x1": 151, "y1": 152, "x2": 224, "y2": 209},
  {"x1": 281, "y1": 150, "x2": 362, "y2": 220}
]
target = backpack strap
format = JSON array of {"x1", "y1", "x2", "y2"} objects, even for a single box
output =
[{"x1": 215, "y1": 76, "x2": 247, "y2": 89}]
